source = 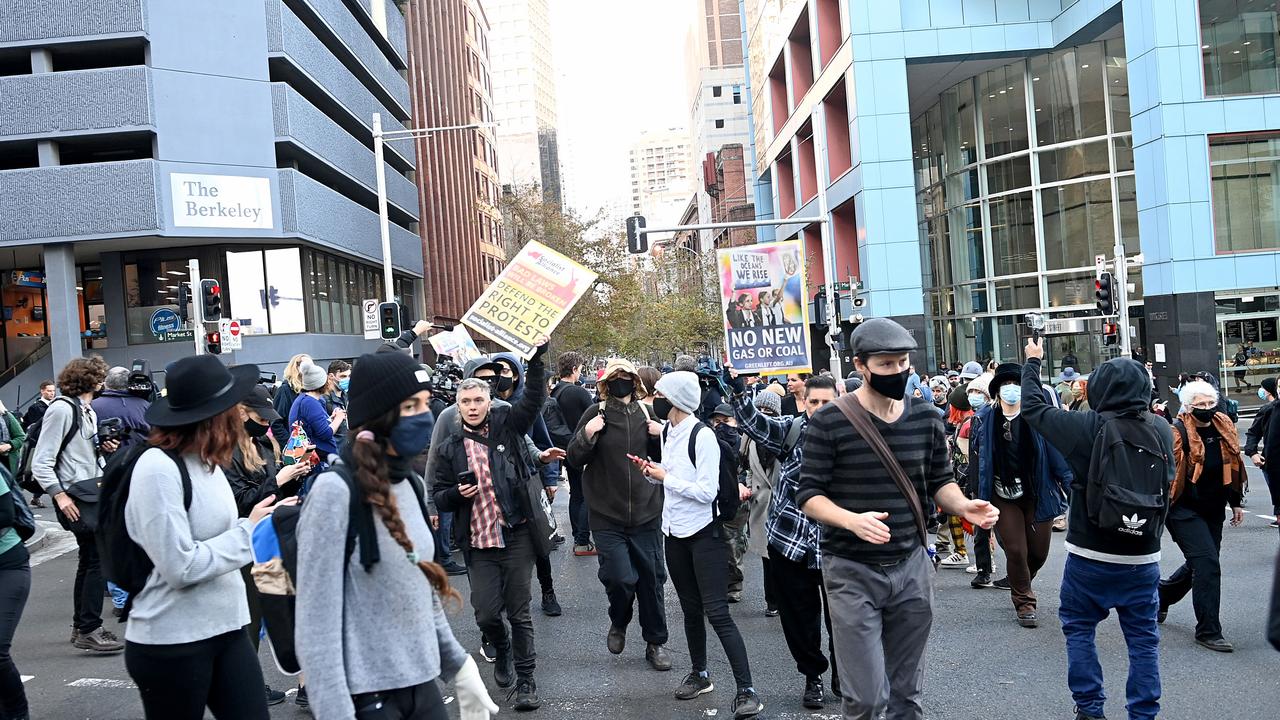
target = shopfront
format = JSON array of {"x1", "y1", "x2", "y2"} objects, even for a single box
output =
[{"x1": 1215, "y1": 290, "x2": 1280, "y2": 411}]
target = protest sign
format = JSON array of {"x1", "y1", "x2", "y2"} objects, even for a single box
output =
[
  {"x1": 717, "y1": 239, "x2": 812, "y2": 373},
  {"x1": 428, "y1": 326, "x2": 483, "y2": 363},
  {"x1": 462, "y1": 241, "x2": 597, "y2": 359}
]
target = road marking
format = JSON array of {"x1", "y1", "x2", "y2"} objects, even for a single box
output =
[
  {"x1": 1255, "y1": 514, "x2": 1276, "y2": 521},
  {"x1": 67, "y1": 678, "x2": 136, "y2": 689},
  {"x1": 20, "y1": 675, "x2": 33, "y2": 683}
]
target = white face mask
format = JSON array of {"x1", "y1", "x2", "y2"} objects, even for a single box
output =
[{"x1": 999, "y1": 385, "x2": 1022, "y2": 405}]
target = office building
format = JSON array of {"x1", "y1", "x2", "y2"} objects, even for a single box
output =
[
  {"x1": 0, "y1": 0, "x2": 423, "y2": 409},
  {"x1": 629, "y1": 127, "x2": 696, "y2": 229}
]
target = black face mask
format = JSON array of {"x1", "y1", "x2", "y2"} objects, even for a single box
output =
[
  {"x1": 608, "y1": 379, "x2": 636, "y2": 399},
  {"x1": 1191, "y1": 407, "x2": 1217, "y2": 423},
  {"x1": 653, "y1": 397, "x2": 673, "y2": 421},
  {"x1": 867, "y1": 368, "x2": 911, "y2": 400},
  {"x1": 495, "y1": 376, "x2": 514, "y2": 394},
  {"x1": 244, "y1": 419, "x2": 270, "y2": 438}
]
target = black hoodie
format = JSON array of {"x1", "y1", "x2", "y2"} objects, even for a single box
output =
[{"x1": 1021, "y1": 356, "x2": 1173, "y2": 563}]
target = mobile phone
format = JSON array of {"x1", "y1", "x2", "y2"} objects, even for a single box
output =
[
  {"x1": 626, "y1": 454, "x2": 651, "y2": 469},
  {"x1": 457, "y1": 470, "x2": 477, "y2": 485}
]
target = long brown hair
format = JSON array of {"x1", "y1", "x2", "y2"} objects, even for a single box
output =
[
  {"x1": 150, "y1": 407, "x2": 243, "y2": 470},
  {"x1": 349, "y1": 408, "x2": 460, "y2": 606}
]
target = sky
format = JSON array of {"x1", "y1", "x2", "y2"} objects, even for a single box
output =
[{"x1": 550, "y1": 0, "x2": 693, "y2": 220}]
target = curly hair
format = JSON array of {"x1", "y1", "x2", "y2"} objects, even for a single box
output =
[
  {"x1": 350, "y1": 409, "x2": 461, "y2": 607},
  {"x1": 556, "y1": 351, "x2": 584, "y2": 379},
  {"x1": 57, "y1": 356, "x2": 108, "y2": 397}
]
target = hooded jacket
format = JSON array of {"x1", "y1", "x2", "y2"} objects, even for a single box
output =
[
  {"x1": 971, "y1": 390, "x2": 1071, "y2": 523},
  {"x1": 493, "y1": 352, "x2": 559, "y2": 488},
  {"x1": 566, "y1": 395, "x2": 663, "y2": 528},
  {"x1": 1021, "y1": 356, "x2": 1174, "y2": 563}
]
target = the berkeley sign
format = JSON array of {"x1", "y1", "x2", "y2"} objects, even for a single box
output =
[{"x1": 170, "y1": 173, "x2": 273, "y2": 229}]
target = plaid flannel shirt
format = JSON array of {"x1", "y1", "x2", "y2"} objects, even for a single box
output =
[{"x1": 730, "y1": 391, "x2": 821, "y2": 569}]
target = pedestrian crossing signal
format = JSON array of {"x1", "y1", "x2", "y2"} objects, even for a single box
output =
[
  {"x1": 379, "y1": 302, "x2": 402, "y2": 340},
  {"x1": 626, "y1": 215, "x2": 648, "y2": 254},
  {"x1": 206, "y1": 331, "x2": 222, "y2": 355}
]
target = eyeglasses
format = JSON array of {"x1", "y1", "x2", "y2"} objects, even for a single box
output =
[{"x1": 1003, "y1": 417, "x2": 1013, "y2": 442}]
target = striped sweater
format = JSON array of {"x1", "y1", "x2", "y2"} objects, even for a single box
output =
[{"x1": 796, "y1": 397, "x2": 954, "y2": 564}]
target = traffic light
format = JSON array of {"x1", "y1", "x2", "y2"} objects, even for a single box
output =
[
  {"x1": 177, "y1": 282, "x2": 191, "y2": 323},
  {"x1": 200, "y1": 279, "x2": 222, "y2": 322},
  {"x1": 268, "y1": 285, "x2": 280, "y2": 307},
  {"x1": 205, "y1": 330, "x2": 222, "y2": 355},
  {"x1": 379, "y1": 301, "x2": 402, "y2": 340},
  {"x1": 626, "y1": 215, "x2": 648, "y2": 255},
  {"x1": 1102, "y1": 321, "x2": 1120, "y2": 347},
  {"x1": 1094, "y1": 272, "x2": 1115, "y2": 316}
]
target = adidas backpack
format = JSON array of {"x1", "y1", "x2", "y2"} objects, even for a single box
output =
[{"x1": 1084, "y1": 411, "x2": 1170, "y2": 540}]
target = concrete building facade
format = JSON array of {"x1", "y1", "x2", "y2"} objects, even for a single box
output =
[
  {"x1": 629, "y1": 128, "x2": 697, "y2": 229},
  {"x1": 0, "y1": 0, "x2": 424, "y2": 408}
]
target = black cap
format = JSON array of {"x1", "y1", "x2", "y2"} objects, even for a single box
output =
[
  {"x1": 242, "y1": 385, "x2": 281, "y2": 422},
  {"x1": 347, "y1": 352, "x2": 433, "y2": 428},
  {"x1": 1263, "y1": 377, "x2": 1277, "y2": 398},
  {"x1": 850, "y1": 318, "x2": 917, "y2": 356},
  {"x1": 711, "y1": 403, "x2": 734, "y2": 418}
]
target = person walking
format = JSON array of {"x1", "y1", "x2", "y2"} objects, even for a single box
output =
[
  {"x1": 1158, "y1": 380, "x2": 1246, "y2": 652},
  {"x1": 0, "y1": 402, "x2": 27, "y2": 480},
  {"x1": 956, "y1": 374, "x2": 999, "y2": 587},
  {"x1": 0, "y1": 466, "x2": 31, "y2": 720},
  {"x1": 554, "y1": 352, "x2": 596, "y2": 556},
  {"x1": 1245, "y1": 377, "x2": 1280, "y2": 529},
  {"x1": 297, "y1": 351, "x2": 498, "y2": 720},
  {"x1": 30, "y1": 356, "x2": 123, "y2": 653},
  {"x1": 323, "y1": 359, "x2": 351, "y2": 444},
  {"x1": 797, "y1": 318, "x2": 999, "y2": 720},
  {"x1": 566, "y1": 358, "x2": 671, "y2": 671},
  {"x1": 92, "y1": 366, "x2": 151, "y2": 452},
  {"x1": 288, "y1": 361, "x2": 344, "y2": 463},
  {"x1": 1020, "y1": 337, "x2": 1172, "y2": 720},
  {"x1": 123, "y1": 355, "x2": 287, "y2": 719},
  {"x1": 738, "y1": 391, "x2": 782, "y2": 616},
  {"x1": 644, "y1": 371, "x2": 763, "y2": 719},
  {"x1": 971, "y1": 363, "x2": 1071, "y2": 628},
  {"x1": 21, "y1": 380, "x2": 55, "y2": 508}
]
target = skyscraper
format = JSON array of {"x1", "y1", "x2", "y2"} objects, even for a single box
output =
[{"x1": 629, "y1": 128, "x2": 695, "y2": 229}]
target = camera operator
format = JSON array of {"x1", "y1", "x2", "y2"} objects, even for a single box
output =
[
  {"x1": 674, "y1": 355, "x2": 725, "y2": 423},
  {"x1": 91, "y1": 366, "x2": 151, "y2": 453}
]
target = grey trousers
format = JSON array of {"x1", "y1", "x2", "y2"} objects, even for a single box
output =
[{"x1": 823, "y1": 548, "x2": 933, "y2": 720}]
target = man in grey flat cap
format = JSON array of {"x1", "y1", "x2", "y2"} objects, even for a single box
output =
[{"x1": 797, "y1": 318, "x2": 999, "y2": 720}]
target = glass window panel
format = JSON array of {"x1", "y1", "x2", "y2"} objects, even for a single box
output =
[
  {"x1": 1038, "y1": 139, "x2": 1111, "y2": 183},
  {"x1": 989, "y1": 191, "x2": 1038, "y2": 276},
  {"x1": 944, "y1": 166, "x2": 980, "y2": 209},
  {"x1": 124, "y1": 256, "x2": 196, "y2": 344},
  {"x1": 1113, "y1": 135, "x2": 1134, "y2": 172},
  {"x1": 978, "y1": 60, "x2": 1029, "y2": 159},
  {"x1": 941, "y1": 79, "x2": 978, "y2": 171},
  {"x1": 986, "y1": 155, "x2": 1032, "y2": 194},
  {"x1": 946, "y1": 203, "x2": 986, "y2": 281},
  {"x1": 313, "y1": 254, "x2": 331, "y2": 332},
  {"x1": 265, "y1": 248, "x2": 306, "y2": 334},
  {"x1": 1041, "y1": 179, "x2": 1116, "y2": 270},
  {"x1": 1030, "y1": 43, "x2": 1107, "y2": 146},
  {"x1": 1117, "y1": 175, "x2": 1139, "y2": 256},
  {"x1": 225, "y1": 250, "x2": 269, "y2": 335},
  {"x1": 995, "y1": 315, "x2": 1021, "y2": 361},
  {"x1": 1210, "y1": 133, "x2": 1280, "y2": 252},
  {"x1": 974, "y1": 316, "x2": 997, "y2": 362},
  {"x1": 994, "y1": 276, "x2": 1040, "y2": 311},
  {"x1": 1201, "y1": 1, "x2": 1280, "y2": 96},
  {"x1": 1046, "y1": 271, "x2": 1097, "y2": 307},
  {"x1": 953, "y1": 282, "x2": 989, "y2": 314},
  {"x1": 927, "y1": 215, "x2": 952, "y2": 287},
  {"x1": 1105, "y1": 38, "x2": 1130, "y2": 132}
]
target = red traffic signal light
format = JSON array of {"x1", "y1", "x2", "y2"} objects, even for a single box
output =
[
  {"x1": 200, "y1": 279, "x2": 223, "y2": 322},
  {"x1": 1094, "y1": 272, "x2": 1115, "y2": 316},
  {"x1": 205, "y1": 331, "x2": 222, "y2": 355}
]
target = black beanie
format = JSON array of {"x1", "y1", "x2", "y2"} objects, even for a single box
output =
[
  {"x1": 1264, "y1": 377, "x2": 1277, "y2": 399},
  {"x1": 347, "y1": 352, "x2": 432, "y2": 428}
]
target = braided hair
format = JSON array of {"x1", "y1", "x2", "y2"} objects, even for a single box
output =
[{"x1": 349, "y1": 407, "x2": 461, "y2": 606}]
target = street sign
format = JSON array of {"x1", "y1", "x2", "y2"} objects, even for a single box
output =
[
  {"x1": 362, "y1": 299, "x2": 380, "y2": 340},
  {"x1": 219, "y1": 318, "x2": 243, "y2": 350},
  {"x1": 149, "y1": 308, "x2": 182, "y2": 340}
]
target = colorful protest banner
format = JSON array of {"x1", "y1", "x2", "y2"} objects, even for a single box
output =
[
  {"x1": 428, "y1": 326, "x2": 483, "y2": 363},
  {"x1": 462, "y1": 241, "x2": 598, "y2": 359},
  {"x1": 717, "y1": 239, "x2": 812, "y2": 373}
]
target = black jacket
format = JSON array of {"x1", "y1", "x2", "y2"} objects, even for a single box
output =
[
  {"x1": 566, "y1": 398, "x2": 662, "y2": 528},
  {"x1": 224, "y1": 437, "x2": 280, "y2": 518},
  {"x1": 21, "y1": 399, "x2": 49, "y2": 431},
  {"x1": 1021, "y1": 356, "x2": 1173, "y2": 561},
  {"x1": 431, "y1": 347, "x2": 548, "y2": 552},
  {"x1": 553, "y1": 381, "x2": 594, "y2": 431},
  {"x1": 1246, "y1": 400, "x2": 1276, "y2": 456}
]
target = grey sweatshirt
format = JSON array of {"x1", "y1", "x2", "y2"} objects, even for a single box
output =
[
  {"x1": 124, "y1": 449, "x2": 253, "y2": 644},
  {"x1": 30, "y1": 396, "x2": 102, "y2": 494},
  {"x1": 296, "y1": 468, "x2": 468, "y2": 720}
]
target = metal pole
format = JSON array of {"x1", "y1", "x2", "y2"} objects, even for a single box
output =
[
  {"x1": 641, "y1": 216, "x2": 827, "y2": 234},
  {"x1": 811, "y1": 105, "x2": 843, "y2": 377},
  {"x1": 373, "y1": 113, "x2": 395, "y2": 303},
  {"x1": 1114, "y1": 241, "x2": 1131, "y2": 357},
  {"x1": 188, "y1": 258, "x2": 203, "y2": 356}
]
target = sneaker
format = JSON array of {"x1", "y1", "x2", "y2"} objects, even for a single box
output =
[
  {"x1": 69, "y1": 627, "x2": 79, "y2": 645},
  {"x1": 74, "y1": 628, "x2": 123, "y2": 653},
  {"x1": 965, "y1": 564, "x2": 979, "y2": 574},
  {"x1": 1157, "y1": 605, "x2": 1168, "y2": 624},
  {"x1": 732, "y1": 687, "x2": 763, "y2": 718},
  {"x1": 480, "y1": 636, "x2": 497, "y2": 663},
  {"x1": 764, "y1": 604, "x2": 779, "y2": 617},
  {"x1": 646, "y1": 643, "x2": 672, "y2": 671},
  {"x1": 29, "y1": 495, "x2": 46, "y2": 508},
  {"x1": 939, "y1": 551, "x2": 968, "y2": 568},
  {"x1": 1269, "y1": 519, "x2": 1278, "y2": 529},
  {"x1": 541, "y1": 590, "x2": 562, "y2": 617},
  {"x1": 1196, "y1": 636, "x2": 1234, "y2": 653},
  {"x1": 1074, "y1": 709, "x2": 1106, "y2": 720},
  {"x1": 727, "y1": 592, "x2": 742, "y2": 604},
  {"x1": 512, "y1": 676, "x2": 541, "y2": 711},
  {"x1": 802, "y1": 677, "x2": 825, "y2": 709},
  {"x1": 607, "y1": 625, "x2": 626, "y2": 655},
  {"x1": 970, "y1": 571, "x2": 994, "y2": 589},
  {"x1": 934, "y1": 539, "x2": 951, "y2": 554},
  {"x1": 674, "y1": 671, "x2": 714, "y2": 700},
  {"x1": 494, "y1": 645, "x2": 516, "y2": 689},
  {"x1": 552, "y1": 533, "x2": 566, "y2": 546},
  {"x1": 573, "y1": 543, "x2": 598, "y2": 557},
  {"x1": 1017, "y1": 612, "x2": 1038, "y2": 628},
  {"x1": 295, "y1": 685, "x2": 309, "y2": 708},
  {"x1": 442, "y1": 561, "x2": 468, "y2": 576},
  {"x1": 992, "y1": 576, "x2": 1012, "y2": 590},
  {"x1": 265, "y1": 685, "x2": 286, "y2": 706}
]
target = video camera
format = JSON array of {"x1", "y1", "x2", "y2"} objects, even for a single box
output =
[
  {"x1": 429, "y1": 358, "x2": 465, "y2": 404},
  {"x1": 127, "y1": 359, "x2": 157, "y2": 402}
]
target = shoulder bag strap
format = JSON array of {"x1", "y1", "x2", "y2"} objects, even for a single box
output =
[{"x1": 832, "y1": 394, "x2": 928, "y2": 547}]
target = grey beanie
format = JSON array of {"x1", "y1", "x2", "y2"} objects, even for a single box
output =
[
  {"x1": 299, "y1": 361, "x2": 328, "y2": 391},
  {"x1": 655, "y1": 371, "x2": 701, "y2": 415},
  {"x1": 753, "y1": 390, "x2": 781, "y2": 415}
]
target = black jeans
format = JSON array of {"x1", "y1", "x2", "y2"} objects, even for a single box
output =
[
  {"x1": 240, "y1": 565, "x2": 262, "y2": 652},
  {"x1": 536, "y1": 552, "x2": 554, "y2": 594},
  {"x1": 594, "y1": 517, "x2": 668, "y2": 645},
  {"x1": 125, "y1": 630, "x2": 268, "y2": 720},
  {"x1": 1159, "y1": 503, "x2": 1226, "y2": 640},
  {"x1": 761, "y1": 558, "x2": 777, "y2": 609},
  {"x1": 352, "y1": 679, "x2": 448, "y2": 720},
  {"x1": 71, "y1": 529, "x2": 104, "y2": 633},
  {"x1": 972, "y1": 526, "x2": 993, "y2": 574},
  {"x1": 665, "y1": 522, "x2": 753, "y2": 689},
  {"x1": 0, "y1": 544, "x2": 30, "y2": 720},
  {"x1": 468, "y1": 524, "x2": 537, "y2": 676},
  {"x1": 767, "y1": 545, "x2": 838, "y2": 684},
  {"x1": 567, "y1": 465, "x2": 591, "y2": 545}
]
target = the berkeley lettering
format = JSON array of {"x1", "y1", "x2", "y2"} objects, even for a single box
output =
[{"x1": 184, "y1": 200, "x2": 262, "y2": 222}]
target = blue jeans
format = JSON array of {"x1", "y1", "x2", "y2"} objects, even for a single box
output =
[
  {"x1": 434, "y1": 512, "x2": 455, "y2": 565},
  {"x1": 107, "y1": 581, "x2": 129, "y2": 610},
  {"x1": 1059, "y1": 554, "x2": 1161, "y2": 720}
]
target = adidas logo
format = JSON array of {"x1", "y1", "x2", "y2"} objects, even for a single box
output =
[{"x1": 1117, "y1": 513, "x2": 1147, "y2": 536}]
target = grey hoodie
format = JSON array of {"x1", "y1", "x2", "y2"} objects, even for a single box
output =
[{"x1": 31, "y1": 396, "x2": 102, "y2": 496}]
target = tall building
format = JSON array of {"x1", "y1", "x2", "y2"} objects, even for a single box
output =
[
  {"x1": 488, "y1": 0, "x2": 563, "y2": 206},
  {"x1": 748, "y1": 0, "x2": 1280, "y2": 410},
  {"x1": 629, "y1": 128, "x2": 695, "y2": 230},
  {"x1": 406, "y1": 0, "x2": 505, "y2": 324},
  {"x1": 0, "y1": 0, "x2": 423, "y2": 409}
]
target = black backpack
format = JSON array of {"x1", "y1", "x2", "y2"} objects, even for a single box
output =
[
  {"x1": 542, "y1": 384, "x2": 574, "y2": 449},
  {"x1": 1084, "y1": 411, "x2": 1170, "y2": 540},
  {"x1": 14, "y1": 396, "x2": 79, "y2": 494},
  {"x1": 666, "y1": 421, "x2": 742, "y2": 524},
  {"x1": 97, "y1": 446, "x2": 192, "y2": 615},
  {"x1": 2, "y1": 466, "x2": 36, "y2": 542}
]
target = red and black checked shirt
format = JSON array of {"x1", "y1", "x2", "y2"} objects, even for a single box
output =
[{"x1": 464, "y1": 430, "x2": 506, "y2": 549}]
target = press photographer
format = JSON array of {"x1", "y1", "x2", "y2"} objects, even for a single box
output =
[{"x1": 91, "y1": 366, "x2": 152, "y2": 453}]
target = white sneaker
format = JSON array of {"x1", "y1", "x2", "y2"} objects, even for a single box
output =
[
  {"x1": 939, "y1": 552, "x2": 969, "y2": 568},
  {"x1": 966, "y1": 565, "x2": 979, "y2": 574}
]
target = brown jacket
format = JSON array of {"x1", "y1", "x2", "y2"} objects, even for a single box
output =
[{"x1": 1171, "y1": 411, "x2": 1243, "y2": 505}]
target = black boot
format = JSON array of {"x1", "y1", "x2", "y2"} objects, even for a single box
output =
[{"x1": 494, "y1": 644, "x2": 516, "y2": 689}]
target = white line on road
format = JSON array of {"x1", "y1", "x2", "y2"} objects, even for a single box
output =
[
  {"x1": 1255, "y1": 514, "x2": 1276, "y2": 521},
  {"x1": 67, "y1": 678, "x2": 136, "y2": 689}
]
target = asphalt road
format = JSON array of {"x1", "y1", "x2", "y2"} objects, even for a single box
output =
[{"x1": 11, "y1": 480, "x2": 1280, "y2": 720}]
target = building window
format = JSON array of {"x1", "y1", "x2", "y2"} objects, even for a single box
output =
[
  {"x1": 124, "y1": 256, "x2": 198, "y2": 345},
  {"x1": 732, "y1": 87, "x2": 742, "y2": 104},
  {"x1": 223, "y1": 248, "x2": 306, "y2": 336},
  {"x1": 715, "y1": 119, "x2": 725, "y2": 128},
  {"x1": 1200, "y1": 0, "x2": 1280, "y2": 96},
  {"x1": 303, "y1": 250, "x2": 385, "y2": 334},
  {"x1": 712, "y1": 85, "x2": 722, "y2": 97},
  {"x1": 1211, "y1": 132, "x2": 1280, "y2": 253}
]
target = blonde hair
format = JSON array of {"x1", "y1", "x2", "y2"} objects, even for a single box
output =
[{"x1": 282, "y1": 354, "x2": 313, "y2": 393}]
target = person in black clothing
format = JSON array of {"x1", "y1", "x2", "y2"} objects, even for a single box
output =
[
  {"x1": 322, "y1": 360, "x2": 351, "y2": 444},
  {"x1": 20, "y1": 381, "x2": 54, "y2": 431},
  {"x1": 0, "y1": 468, "x2": 31, "y2": 720},
  {"x1": 554, "y1": 351, "x2": 596, "y2": 555},
  {"x1": 780, "y1": 373, "x2": 809, "y2": 418},
  {"x1": 1159, "y1": 381, "x2": 1246, "y2": 652}
]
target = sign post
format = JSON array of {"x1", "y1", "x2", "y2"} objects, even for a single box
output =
[{"x1": 220, "y1": 319, "x2": 243, "y2": 351}]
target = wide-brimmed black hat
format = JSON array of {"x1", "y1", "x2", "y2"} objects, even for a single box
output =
[
  {"x1": 146, "y1": 355, "x2": 260, "y2": 427},
  {"x1": 992, "y1": 362, "x2": 1022, "y2": 389}
]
